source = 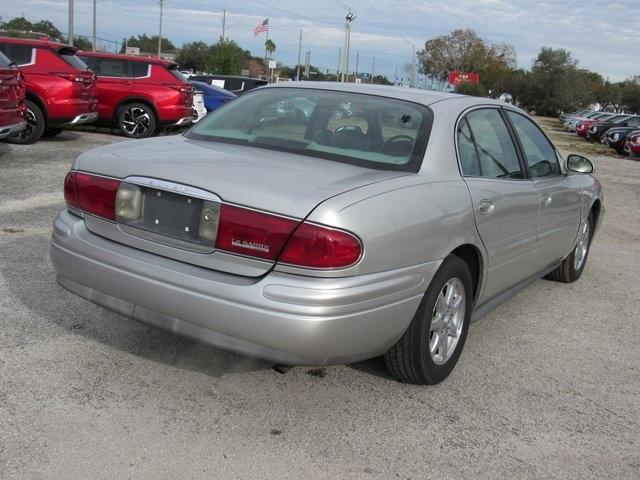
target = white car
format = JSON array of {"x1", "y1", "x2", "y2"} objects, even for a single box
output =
[{"x1": 192, "y1": 92, "x2": 207, "y2": 123}]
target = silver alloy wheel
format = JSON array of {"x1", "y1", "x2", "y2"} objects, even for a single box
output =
[
  {"x1": 122, "y1": 107, "x2": 151, "y2": 136},
  {"x1": 574, "y1": 219, "x2": 590, "y2": 271},
  {"x1": 429, "y1": 277, "x2": 465, "y2": 365},
  {"x1": 19, "y1": 107, "x2": 37, "y2": 139}
]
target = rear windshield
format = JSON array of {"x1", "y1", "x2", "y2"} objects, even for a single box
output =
[
  {"x1": 168, "y1": 65, "x2": 186, "y2": 82},
  {"x1": 59, "y1": 49, "x2": 87, "y2": 70},
  {"x1": 0, "y1": 50, "x2": 11, "y2": 67},
  {"x1": 185, "y1": 88, "x2": 432, "y2": 171}
]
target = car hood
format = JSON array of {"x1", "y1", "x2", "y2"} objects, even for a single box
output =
[{"x1": 74, "y1": 135, "x2": 409, "y2": 218}]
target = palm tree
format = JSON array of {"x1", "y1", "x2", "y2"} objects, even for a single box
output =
[{"x1": 265, "y1": 39, "x2": 276, "y2": 58}]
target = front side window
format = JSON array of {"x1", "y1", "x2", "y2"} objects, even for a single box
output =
[
  {"x1": 506, "y1": 111, "x2": 560, "y2": 177},
  {"x1": 186, "y1": 88, "x2": 432, "y2": 171},
  {"x1": 464, "y1": 109, "x2": 523, "y2": 179},
  {"x1": 0, "y1": 50, "x2": 11, "y2": 67}
]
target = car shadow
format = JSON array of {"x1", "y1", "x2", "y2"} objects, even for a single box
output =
[
  {"x1": 347, "y1": 355, "x2": 395, "y2": 381},
  {"x1": 42, "y1": 131, "x2": 83, "y2": 142},
  {"x1": 1, "y1": 233, "x2": 272, "y2": 378}
]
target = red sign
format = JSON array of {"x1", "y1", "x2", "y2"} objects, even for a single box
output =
[{"x1": 448, "y1": 71, "x2": 480, "y2": 85}]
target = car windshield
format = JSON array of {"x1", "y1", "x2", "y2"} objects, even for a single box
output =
[
  {"x1": 185, "y1": 88, "x2": 432, "y2": 171},
  {"x1": 59, "y1": 49, "x2": 88, "y2": 69},
  {"x1": 611, "y1": 115, "x2": 631, "y2": 124}
]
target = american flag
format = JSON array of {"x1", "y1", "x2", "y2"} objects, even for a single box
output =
[{"x1": 253, "y1": 18, "x2": 269, "y2": 37}]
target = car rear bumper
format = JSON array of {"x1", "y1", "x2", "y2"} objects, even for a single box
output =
[
  {"x1": 0, "y1": 120, "x2": 26, "y2": 139},
  {"x1": 50, "y1": 210, "x2": 435, "y2": 365}
]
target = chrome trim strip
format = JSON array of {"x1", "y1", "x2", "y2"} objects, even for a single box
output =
[{"x1": 123, "y1": 176, "x2": 222, "y2": 202}]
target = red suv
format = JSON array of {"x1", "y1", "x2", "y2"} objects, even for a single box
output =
[
  {"x1": 0, "y1": 50, "x2": 26, "y2": 140},
  {"x1": 77, "y1": 52, "x2": 193, "y2": 138},
  {"x1": 0, "y1": 37, "x2": 97, "y2": 144}
]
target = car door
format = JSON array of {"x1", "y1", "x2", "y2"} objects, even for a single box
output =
[
  {"x1": 505, "y1": 110, "x2": 582, "y2": 269},
  {"x1": 458, "y1": 108, "x2": 541, "y2": 302},
  {"x1": 89, "y1": 57, "x2": 133, "y2": 119}
]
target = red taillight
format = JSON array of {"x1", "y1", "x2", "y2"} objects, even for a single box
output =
[
  {"x1": 50, "y1": 71, "x2": 84, "y2": 82},
  {"x1": 215, "y1": 204, "x2": 298, "y2": 260},
  {"x1": 278, "y1": 222, "x2": 362, "y2": 269},
  {"x1": 64, "y1": 171, "x2": 120, "y2": 220}
]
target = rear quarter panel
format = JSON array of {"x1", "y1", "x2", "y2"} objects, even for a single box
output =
[{"x1": 300, "y1": 175, "x2": 484, "y2": 278}]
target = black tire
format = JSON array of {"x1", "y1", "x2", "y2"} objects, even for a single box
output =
[
  {"x1": 547, "y1": 214, "x2": 593, "y2": 283},
  {"x1": 385, "y1": 255, "x2": 473, "y2": 385},
  {"x1": 43, "y1": 128, "x2": 64, "y2": 138},
  {"x1": 7, "y1": 100, "x2": 46, "y2": 144},
  {"x1": 117, "y1": 102, "x2": 156, "y2": 139}
]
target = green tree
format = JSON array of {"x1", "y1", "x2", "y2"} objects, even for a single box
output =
[
  {"x1": 264, "y1": 39, "x2": 276, "y2": 58},
  {"x1": 417, "y1": 29, "x2": 516, "y2": 96},
  {"x1": 120, "y1": 34, "x2": 175, "y2": 54},
  {"x1": 210, "y1": 39, "x2": 246, "y2": 75},
  {"x1": 176, "y1": 41, "x2": 212, "y2": 72},
  {"x1": 455, "y1": 81, "x2": 486, "y2": 97}
]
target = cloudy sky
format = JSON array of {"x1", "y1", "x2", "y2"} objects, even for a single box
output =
[{"x1": 3, "y1": 0, "x2": 639, "y2": 81}]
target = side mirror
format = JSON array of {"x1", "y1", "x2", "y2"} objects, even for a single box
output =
[{"x1": 566, "y1": 154, "x2": 594, "y2": 174}]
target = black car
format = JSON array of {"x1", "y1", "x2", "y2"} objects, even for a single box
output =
[
  {"x1": 586, "y1": 115, "x2": 640, "y2": 142},
  {"x1": 188, "y1": 75, "x2": 268, "y2": 95},
  {"x1": 603, "y1": 123, "x2": 640, "y2": 153}
]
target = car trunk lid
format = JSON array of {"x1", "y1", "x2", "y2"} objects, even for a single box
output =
[{"x1": 74, "y1": 135, "x2": 408, "y2": 276}]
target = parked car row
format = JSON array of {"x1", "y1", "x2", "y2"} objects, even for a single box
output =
[
  {"x1": 561, "y1": 108, "x2": 640, "y2": 157},
  {"x1": 0, "y1": 36, "x2": 255, "y2": 144}
]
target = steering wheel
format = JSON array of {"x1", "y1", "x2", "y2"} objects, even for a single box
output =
[
  {"x1": 380, "y1": 135, "x2": 414, "y2": 154},
  {"x1": 335, "y1": 125, "x2": 363, "y2": 134}
]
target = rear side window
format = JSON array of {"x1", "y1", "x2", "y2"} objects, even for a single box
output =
[
  {"x1": 93, "y1": 58, "x2": 128, "y2": 77},
  {"x1": 457, "y1": 118, "x2": 480, "y2": 176},
  {"x1": 505, "y1": 111, "x2": 560, "y2": 177},
  {"x1": 464, "y1": 109, "x2": 523, "y2": 179},
  {"x1": 130, "y1": 61, "x2": 150, "y2": 77},
  {"x1": 0, "y1": 44, "x2": 34, "y2": 65}
]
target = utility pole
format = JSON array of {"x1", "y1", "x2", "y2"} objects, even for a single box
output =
[
  {"x1": 399, "y1": 34, "x2": 416, "y2": 87},
  {"x1": 304, "y1": 51, "x2": 310, "y2": 79},
  {"x1": 92, "y1": 0, "x2": 96, "y2": 51},
  {"x1": 68, "y1": 0, "x2": 74, "y2": 46},
  {"x1": 337, "y1": 46, "x2": 342, "y2": 81},
  {"x1": 355, "y1": 50, "x2": 359, "y2": 80},
  {"x1": 394, "y1": 65, "x2": 398, "y2": 85},
  {"x1": 221, "y1": 9, "x2": 226, "y2": 40},
  {"x1": 296, "y1": 29, "x2": 302, "y2": 81},
  {"x1": 340, "y1": 9, "x2": 355, "y2": 82},
  {"x1": 157, "y1": 0, "x2": 163, "y2": 57},
  {"x1": 370, "y1": 56, "x2": 375, "y2": 84}
]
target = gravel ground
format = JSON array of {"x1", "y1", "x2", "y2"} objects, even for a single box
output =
[{"x1": 0, "y1": 131, "x2": 638, "y2": 480}]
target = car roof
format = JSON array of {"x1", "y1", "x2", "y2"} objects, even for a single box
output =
[
  {"x1": 190, "y1": 80, "x2": 236, "y2": 96},
  {"x1": 263, "y1": 81, "x2": 505, "y2": 108},
  {"x1": 77, "y1": 50, "x2": 173, "y2": 66},
  {"x1": 0, "y1": 35, "x2": 73, "y2": 51}
]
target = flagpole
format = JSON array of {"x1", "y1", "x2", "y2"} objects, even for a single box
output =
[{"x1": 264, "y1": 19, "x2": 269, "y2": 77}]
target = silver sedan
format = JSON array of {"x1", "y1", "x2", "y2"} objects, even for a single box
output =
[{"x1": 51, "y1": 83, "x2": 604, "y2": 384}]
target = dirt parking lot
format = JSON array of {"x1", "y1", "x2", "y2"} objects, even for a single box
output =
[{"x1": 1, "y1": 130, "x2": 639, "y2": 479}]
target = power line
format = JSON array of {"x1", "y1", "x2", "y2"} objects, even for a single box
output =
[{"x1": 250, "y1": 0, "x2": 341, "y2": 25}]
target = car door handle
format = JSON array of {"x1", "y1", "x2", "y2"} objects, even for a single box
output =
[
  {"x1": 542, "y1": 193, "x2": 552, "y2": 206},
  {"x1": 478, "y1": 199, "x2": 495, "y2": 215}
]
